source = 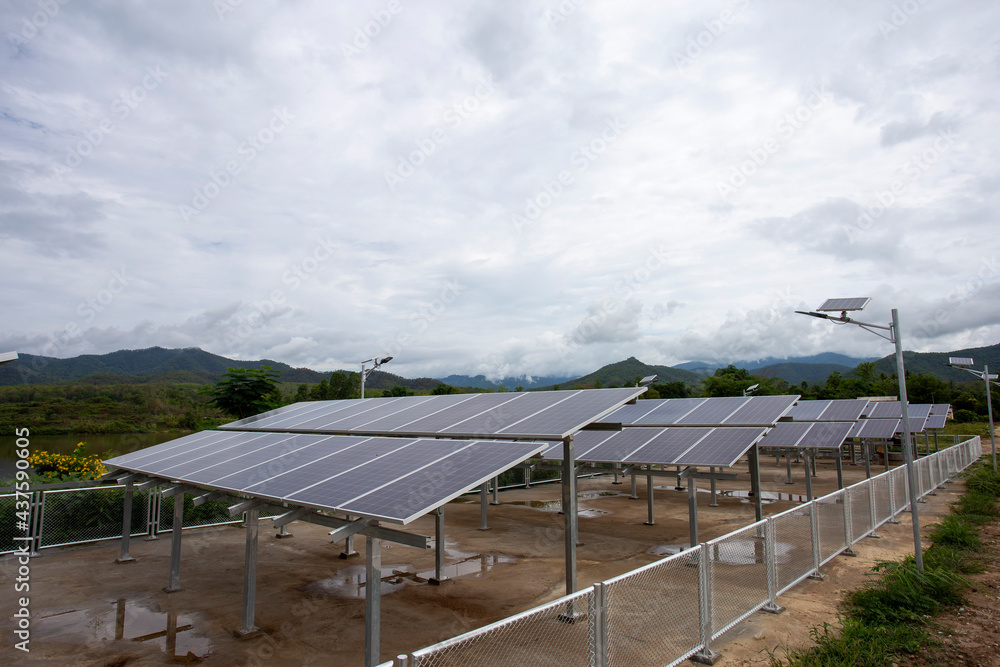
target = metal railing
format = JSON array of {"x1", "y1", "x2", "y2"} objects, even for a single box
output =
[
  {"x1": 408, "y1": 435, "x2": 983, "y2": 666},
  {"x1": 0, "y1": 483, "x2": 278, "y2": 556}
]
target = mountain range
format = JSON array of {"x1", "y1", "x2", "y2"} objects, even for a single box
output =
[{"x1": 0, "y1": 344, "x2": 997, "y2": 390}]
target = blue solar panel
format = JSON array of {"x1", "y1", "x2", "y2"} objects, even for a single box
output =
[
  {"x1": 801, "y1": 422, "x2": 854, "y2": 449},
  {"x1": 760, "y1": 422, "x2": 812, "y2": 448},
  {"x1": 724, "y1": 395, "x2": 798, "y2": 425},
  {"x1": 865, "y1": 402, "x2": 902, "y2": 419},
  {"x1": 819, "y1": 400, "x2": 868, "y2": 421},
  {"x1": 620, "y1": 428, "x2": 713, "y2": 465},
  {"x1": 676, "y1": 397, "x2": 748, "y2": 425},
  {"x1": 786, "y1": 401, "x2": 829, "y2": 421},
  {"x1": 631, "y1": 398, "x2": 706, "y2": 425},
  {"x1": 574, "y1": 429, "x2": 664, "y2": 463},
  {"x1": 673, "y1": 427, "x2": 766, "y2": 467}
]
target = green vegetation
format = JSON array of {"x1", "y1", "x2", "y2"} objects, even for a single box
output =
[
  {"x1": 769, "y1": 460, "x2": 1000, "y2": 666},
  {"x1": 28, "y1": 442, "x2": 107, "y2": 481},
  {"x1": 202, "y1": 366, "x2": 282, "y2": 419}
]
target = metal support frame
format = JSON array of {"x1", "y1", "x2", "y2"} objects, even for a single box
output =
[
  {"x1": 478, "y1": 482, "x2": 489, "y2": 531},
  {"x1": 867, "y1": 482, "x2": 881, "y2": 539},
  {"x1": 644, "y1": 472, "x2": 655, "y2": 525},
  {"x1": 29, "y1": 490, "x2": 43, "y2": 557},
  {"x1": 490, "y1": 477, "x2": 500, "y2": 505},
  {"x1": 692, "y1": 545, "x2": 719, "y2": 664},
  {"x1": 674, "y1": 465, "x2": 684, "y2": 491},
  {"x1": 841, "y1": 491, "x2": 857, "y2": 557},
  {"x1": 687, "y1": 469, "x2": 698, "y2": 547},
  {"x1": 761, "y1": 518, "x2": 784, "y2": 613},
  {"x1": 164, "y1": 489, "x2": 185, "y2": 593},
  {"x1": 803, "y1": 452, "x2": 814, "y2": 502},
  {"x1": 887, "y1": 467, "x2": 900, "y2": 524},
  {"x1": 341, "y1": 513, "x2": 360, "y2": 558},
  {"x1": 748, "y1": 446, "x2": 763, "y2": 523},
  {"x1": 365, "y1": 532, "x2": 382, "y2": 667},
  {"x1": 807, "y1": 501, "x2": 825, "y2": 580},
  {"x1": 862, "y1": 441, "x2": 871, "y2": 479},
  {"x1": 784, "y1": 454, "x2": 794, "y2": 484},
  {"x1": 629, "y1": 469, "x2": 638, "y2": 499},
  {"x1": 591, "y1": 582, "x2": 607, "y2": 667},
  {"x1": 234, "y1": 506, "x2": 261, "y2": 638},
  {"x1": 429, "y1": 507, "x2": 447, "y2": 585},
  {"x1": 709, "y1": 466, "x2": 718, "y2": 507},
  {"x1": 835, "y1": 449, "x2": 844, "y2": 490},
  {"x1": 562, "y1": 434, "x2": 579, "y2": 600},
  {"x1": 144, "y1": 488, "x2": 161, "y2": 541},
  {"x1": 116, "y1": 478, "x2": 137, "y2": 564}
]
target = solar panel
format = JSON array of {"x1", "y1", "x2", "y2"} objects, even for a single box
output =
[
  {"x1": 929, "y1": 403, "x2": 950, "y2": 416},
  {"x1": 620, "y1": 428, "x2": 714, "y2": 465},
  {"x1": 673, "y1": 427, "x2": 767, "y2": 467},
  {"x1": 819, "y1": 399, "x2": 868, "y2": 421},
  {"x1": 631, "y1": 398, "x2": 707, "y2": 425},
  {"x1": 724, "y1": 395, "x2": 798, "y2": 425},
  {"x1": 105, "y1": 432, "x2": 545, "y2": 524},
  {"x1": 949, "y1": 357, "x2": 974, "y2": 366},
  {"x1": 786, "y1": 401, "x2": 829, "y2": 421},
  {"x1": 221, "y1": 388, "x2": 646, "y2": 440},
  {"x1": 759, "y1": 422, "x2": 813, "y2": 448},
  {"x1": 817, "y1": 297, "x2": 870, "y2": 311},
  {"x1": 849, "y1": 419, "x2": 900, "y2": 439},
  {"x1": 866, "y1": 401, "x2": 902, "y2": 419},
  {"x1": 801, "y1": 422, "x2": 854, "y2": 449},
  {"x1": 676, "y1": 397, "x2": 747, "y2": 425},
  {"x1": 573, "y1": 429, "x2": 669, "y2": 464},
  {"x1": 924, "y1": 415, "x2": 947, "y2": 430},
  {"x1": 907, "y1": 404, "x2": 933, "y2": 420}
]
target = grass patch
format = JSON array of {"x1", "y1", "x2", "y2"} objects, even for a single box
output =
[{"x1": 769, "y1": 456, "x2": 999, "y2": 667}]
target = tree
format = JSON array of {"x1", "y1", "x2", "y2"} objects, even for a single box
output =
[
  {"x1": 204, "y1": 366, "x2": 281, "y2": 419},
  {"x1": 384, "y1": 385, "x2": 414, "y2": 397},
  {"x1": 293, "y1": 383, "x2": 310, "y2": 402},
  {"x1": 432, "y1": 383, "x2": 460, "y2": 395},
  {"x1": 328, "y1": 371, "x2": 360, "y2": 399}
]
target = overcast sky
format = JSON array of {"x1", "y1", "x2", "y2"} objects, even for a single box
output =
[{"x1": 2, "y1": 0, "x2": 998, "y2": 380}]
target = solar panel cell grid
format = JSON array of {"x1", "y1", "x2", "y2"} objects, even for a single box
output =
[
  {"x1": 800, "y1": 422, "x2": 854, "y2": 449},
  {"x1": 819, "y1": 399, "x2": 868, "y2": 422},
  {"x1": 631, "y1": 398, "x2": 706, "y2": 425},
  {"x1": 576, "y1": 429, "x2": 664, "y2": 463},
  {"x1": 724, "y1": 395, "x2": 798, "y2": 425},
  {"x1": 104, "y1": 430, "x2": 234, "y2": 468},
  {"x1": 155, "y1": 433, "x2": 301, "y2": 480},
  {"x1": 760, "y1": 422, "x2": 812, "y2": 448},
  {"x1": 786, "y1": 401, "x2": 829, "y2": 421},
  {"x1": 620, "y1": 428, "x2": 713, "y2": 465},
  {"x1": 676, "y1": 397, "x2": 748, "y2": 425},
  {"x1": 866, "y1": 402, "x2": 902, "y2": 419},
  {"x1": 673, "y1": 427, "x2": 766, "y2": 467}
]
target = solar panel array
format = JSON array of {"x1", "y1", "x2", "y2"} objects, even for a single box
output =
[
  {"x1": 597, "y1": 395, "x2": 799, "y2": 427},
  {"x1": 817, "y1": 297, "x2": 870, "y2": 311},
  {"x1": 105, "y1": 431, "x2": 546, "y2": 524},
  {"x1": 758, "y1": 421, "x2": 855, "y2": 449},
  {"x1": 848, "y1": 419, "x2": 900, "y2": 439},
  {"x1": 924, "y1": 404, "x2": 951, "y2": 430},
  {"x1": 221, "y1": 388, "x2": 646, "y2": 440},
  {"x1": 544, "y1": 426, "x2": 769, "y2": 468}
]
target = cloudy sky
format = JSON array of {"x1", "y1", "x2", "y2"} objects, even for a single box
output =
[{"x1": 2, "y1": 0, "x2": 998, "y2": 380}]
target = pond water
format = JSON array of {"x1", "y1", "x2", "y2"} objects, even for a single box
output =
[{"x1": 0, "y1": 432, "x2": 189, "y2": 480}]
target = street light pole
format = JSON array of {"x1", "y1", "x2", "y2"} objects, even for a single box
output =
[
  {"x1": 796, "y1": 300, "x2": 923, "y2": 570},
  {"x1": 891, "y1": 309, "x2": 923, "y2": 571},
  {"x1": 948, "y1": 357, "x2": 997, "y2": 472},
  {"x1": 360, "y1": 356, "x2": 393, "y2": 399}
]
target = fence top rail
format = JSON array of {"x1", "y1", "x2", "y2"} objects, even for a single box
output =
[
  {"x1": 705, "y1": 518, "x2": 765, "y2": 546},
  {"x1": 410, "y1": 587, "x2": 594, "y2": 657},
  {"x1": 602, "y1": 542, "x2": 702, "y2": 586},
  {"x1": 0, "y1": 479, "x2": 123, "y2": 494}
]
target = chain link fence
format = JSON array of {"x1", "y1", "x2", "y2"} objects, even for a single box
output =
[
  {"x1": 408, "y1": 435, "x2": 982, "y2": 666},
  {"x1": 0, "y1": 493, "x2": 21, "y2": 554}
]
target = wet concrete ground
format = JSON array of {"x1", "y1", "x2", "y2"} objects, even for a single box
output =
[{"x1": 0, "y1": 455, "x2": 965, "y2": 666}]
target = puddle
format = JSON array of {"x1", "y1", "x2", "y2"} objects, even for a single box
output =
[
  {"x1": 649, "y1": 541, "x2": 797, "y2": 564},
  {"x1": 577, "y1": 490, "x2": 627, "y2": 499},
  {"x1": 647, "y1": 544, "x2": 692, "y2": 556},
  {"x1": 504, "y1": 500, "x2": 610, "y2": 517},
  {"x1": 33, "y1": 600, "x2": 211, "y2": 663},
  {"x1": 713, "y1": 490, "x2": 808, "y2": 504},
  {"x1": 306, "y1": 553, "x2": 517, "y2": 598}
]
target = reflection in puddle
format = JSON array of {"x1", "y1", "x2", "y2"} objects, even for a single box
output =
[
  {"x1": 651, "y1": 487, "x2": 807, "y2": 504},
  {"x1": 647, "y1": 544, "x2": 690, "y2": 556},
  {"x1": 33, "y1": 599, "x2": 211, "y2": 663},
  {"x1": 505, "y1": 499, "x2": 612, "y2": 517},
  {"x1": 306, "y1": 553, "x2": 517, "y2": 598}
]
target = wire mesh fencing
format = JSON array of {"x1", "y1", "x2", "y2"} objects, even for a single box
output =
[
  {"x1": 814, "y1": 489, "x2": 847, "y2": 565},
  {"x1": 409, "y1": 588, "x2": 596, "y2": 667},
  {"x1": 39, "y1": 485, "x2": 148, "y2": 549},
  {"x1": 707, "y1": 520, "x2": 769, "y2": 638},
  {"x1": 0, "y1": 493, "x2": 23, "y2": 554},
  {"x1": 771, "y1": 505, "x2": 814, "y2": 595},
  {"x1": 847, "y1": 481, "x2": 873, "y2": 544},
  {"x1": 602, "y1": 547, "x2": 702, "y2": 666}
]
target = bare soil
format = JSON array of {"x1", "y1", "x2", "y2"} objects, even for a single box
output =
[{"x1": 0, "y1": 457, "x2": 991, "y2": 666}]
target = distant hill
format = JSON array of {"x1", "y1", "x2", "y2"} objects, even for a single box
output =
[
  {"x1": 755, "y1": 362, "x2": 856, "y2": 386},
  {"x1": 674, "y1": 352, "x2": 877, "y2": 376},
  {"x1": 436, "y1": 374, "x2": 575, "y2": 391},
  {"x1": 551, "y1": 357, "x2": 701, "y2": 389},
  {"x1": 872, "y1": 343, "x2": 1000, "y2": 383}
]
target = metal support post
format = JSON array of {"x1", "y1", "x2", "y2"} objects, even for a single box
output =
[
  {"x1": 867, "y1": 482, "x2": 881, "y2": 538},
  {"x1": 811, "y1": 454, "x2": 817, "y2": 477},
  {"x1": 163, "y1": 492, "x2": 185, "y2": 592},
  {"x1": 591, "y1": 582, "x2": 608, "y2": 667},
  {"x1": 430, "y1": 507, "x2": 447, "y2": 585},
  {"x1": 762, "y1": 518, "x2": 784, "y2": 613},
  {"x1": 887, "y1": 467, "x2": 900, "y2": 524},
  {"x1": 29, "y1": 490, "x2": 43, "y2": 557},
  {"x1": 395, "y1": 655, "x2": 409, "y2": 667},
  {"x1": 692, "y1": 545, "x2": 719, "y2": 664},
  {"x1": 785, "y1": 453, "x2": 794, "y2": 484},
  {"x1": 863, "y1": 442, "x2": 871, "y2": 479},
  {"x1": 674, "y1": 465, "x2": 684, "y2": 491},
  {"x1": 611, "y1": 463, "x2": 622, "y2": 485},
  {"x1": 803, "y1": 453, "x2": 814, "y2": 502},
  {"x1": 629, "y1": 470, "x2": 638, "y2": 499},
  {"x1": 709, "y1": 466, "x2": 718, "y2": 507},
  {"x1": 688, "y1": 472, "x2": 698, "y2": 547},
  {"x1": 841, "y1": 491, "x2": 857, "y2": 557},
  {"x1": 341, "y1": 513, "x2": 359, "y2": 558},
  {"x1": 477, "y1": 482, "x2": 489, "y2": 531},
  {"x1": 644, "y1": 473, "x2": 655, "y2": 525},
  {"x1": 144, "y1": 489, "x2": 160, "y2": 541},
  {"x1": 525, "y1": 465, "x2": 532, "y2": 488},
  {"x1": 235, "y1": 506, "x2": 261, "y2": 637},
  {"x1": 748, "y1": 446, "x2": 763, "y2": 523},
  {"x1": 116, "y1": 479, "x2": 136, "y2": 563},
  {"x1": 835, "y1": 450, "x2": 844, "y2": 490},
  {"x1": 984, "y1": 363, "x2": 996, "y2": 471},
  {"x1": 490, "y1": 476, "x2": 500, "y2": 505},
  {"x1": 562, "y1": 434, "x2": 579, "y2": 600},
  {"x1": 849, "y1": 439, "x2": 857, "y2": 465},
  {"x1": 365, "y1": 534, "x2": 382, "y2": 667},
  {"x1": 884, "y1": 442, "x2": 890, "y2": 473},
  {"x1": 276, "y1": 523, "x2": 292, "y2": 539},
  {"x1": 807, "y1": 501, "x2": 825, "y2": 580}
]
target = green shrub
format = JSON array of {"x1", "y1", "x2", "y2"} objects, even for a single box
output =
[
  {"x1": 928, "y1": 515, "x2": 982, "y2": 551},
  {"x1": 846, "y1": 561, "x2": 965, "y2": 625},
  {"x1": 952, "y1": 491, "x2": 999, "y2": 524}
]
